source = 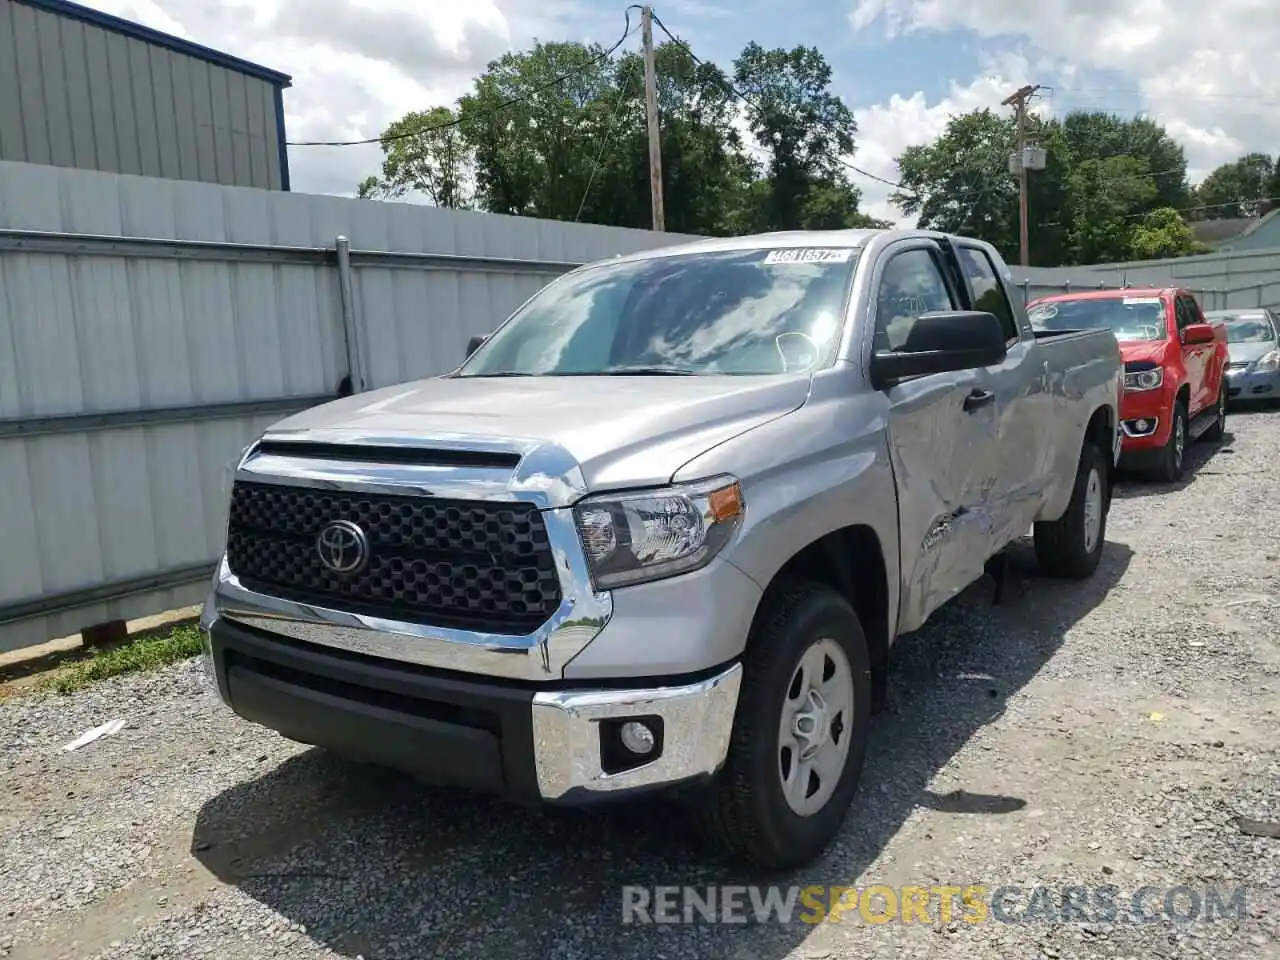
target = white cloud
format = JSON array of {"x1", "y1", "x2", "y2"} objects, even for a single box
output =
[{"x1": 848, "y1": 0, "x2": 1280, "y2": 190}]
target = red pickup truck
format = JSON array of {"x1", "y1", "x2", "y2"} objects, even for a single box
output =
[{"x1": 1027, "y1": 287, "x2": 1228, "y2": 482}]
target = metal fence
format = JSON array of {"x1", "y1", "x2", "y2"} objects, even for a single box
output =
[
  {"x1": 1011, "y1": 251, "x2": 1280, "y2": 313},
  {"x1": 0, "y1": 159, "x2": 697, "y2": 654}
]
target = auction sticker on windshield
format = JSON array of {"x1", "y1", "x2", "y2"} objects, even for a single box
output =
[
  {"x1": 1122, "y1": 297, "x2": 1162, "y2": 305},
  {"x1": 763, "y1": 248, "x2": 856, "y2": 264}
]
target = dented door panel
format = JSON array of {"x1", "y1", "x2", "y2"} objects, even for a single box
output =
[{"x1": 884, "y1": 367, "x2": 1001, "y2": 634}]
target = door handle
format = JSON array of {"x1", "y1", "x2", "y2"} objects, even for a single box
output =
[{"x1": 963, "y1": 388, "x2": 996, "y2": 412}]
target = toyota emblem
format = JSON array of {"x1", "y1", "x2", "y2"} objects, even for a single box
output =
[{"x1": 316, "y1": 520, "x2": 369, "y2": 574}]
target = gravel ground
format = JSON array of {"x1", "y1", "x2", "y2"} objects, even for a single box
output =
[{"x1": 2, "y1": 408, "x2": 1279, "y2": 960}]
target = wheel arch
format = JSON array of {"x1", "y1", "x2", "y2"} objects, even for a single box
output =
[{"x1": 746, "y1": 525, "x2": 892, "y2": 701}]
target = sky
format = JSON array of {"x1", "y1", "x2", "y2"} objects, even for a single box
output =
[{"x1": 74, "y1": 0, "x2": 1280, "y2": 227}]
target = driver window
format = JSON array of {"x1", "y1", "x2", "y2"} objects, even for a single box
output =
[{"x1": 874, "y1": 247, "x2": 957, "y2": 352}]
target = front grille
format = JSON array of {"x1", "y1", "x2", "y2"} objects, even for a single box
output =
[
  {"x1": 225, "y1": 481, "x2": 562, "y2": 634},
  {"x1": 1227, "y1": 361, "x2": 1250, "y2": 370}
]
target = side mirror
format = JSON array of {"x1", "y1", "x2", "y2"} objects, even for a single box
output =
[
  {"x1": 1182, "y1": 323, "x2": 1214, "y2": 345},
  {"x1": 869, "y1": 311, "x2": 1008, "y2": 389},
  {"x1": 465, "y1": 334, "x2": 488, "y2": 359}
]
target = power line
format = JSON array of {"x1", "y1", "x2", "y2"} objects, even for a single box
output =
[
  {"x1": 1057, "y1": 86, "x2": 1280, "y2": 106},
  {"x1": 1042, "y1": 194, "x2": 1280, "y2": 229},
  {"x1": 286, "y1": 7, "x2": 643, "y2": 147}
]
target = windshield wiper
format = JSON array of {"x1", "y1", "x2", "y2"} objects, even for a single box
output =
[
  {"x1": 457, "y1": 367, "x2": 702, "y2": 378},
  {"x1": 598, "y1": 365, "x2": 700, "y2": 376}
]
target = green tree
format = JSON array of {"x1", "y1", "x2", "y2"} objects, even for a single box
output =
[
  {"x1": 1060, "y1": 111, "x2": 1190, "y2": 212},
  {"x1": 1191, "y1": 153, "x2": 1275, "y2": 219},
  {"x1": 450, "y1": 39, "x2": 759, "y2": 234},
  {"x1": 894, "y1": 109, "x2": 1017, "y2": 247},
  {"x1": 1129, "y1": 207, "x2": 1204, "y2": 260},
  {"x1": 892, "y1": 110, "x2": 1070, "y2": 266},
  {"x1": 456, "y1": 41, "x2": 617, "y2": 220},
  {"x1": 1067, "y1": 155, "x2": 1159, "y2": 264},
  {"x1": 356, "y1": 107, "x2": 473, "y2": 206},
  {"x1": 1267, "y1": 164, "x2": 1280, "y2": 214},
  {"x1": 731, "y1": 42, "x2": 880, "y2": 231},
  {"x1": 354, "y1": 37, "x2": 893, "y2": 235},
  {"x1": 893, "y1": 107, "x2": 1200, "y2": 266},
  {"x1": 589, "y1": 43, "x2": 756, "y2": 235}
]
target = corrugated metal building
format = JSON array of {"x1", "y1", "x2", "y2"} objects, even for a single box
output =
[{"x1": 0, "y1": 0, "x2": 292, "y2": 190}]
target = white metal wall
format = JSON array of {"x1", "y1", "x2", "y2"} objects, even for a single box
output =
[
  {"x1": 1011, "y1": 249, "x2": 1280, "y2": 312},
  {"x1": 0, "y1": 159, "x2": 697, "y2": 653}
]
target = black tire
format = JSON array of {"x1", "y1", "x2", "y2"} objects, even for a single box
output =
[
  {"x1": 1034, "y1": 440, "x2": 1109, "y2": 580},
  {"x1": 1151, "y1": 400, "x2": 1188, "y2": 483},
  {"x1": 700, "y1": 581, "x2": 872, "y2": 870},
  {"x1": 1202, "y1": 382, "x2": 1227, "y2": 442}
]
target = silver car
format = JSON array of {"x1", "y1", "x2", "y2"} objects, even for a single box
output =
[
  {"x1": 1205, "y1": 308, "x2": 1280, "y2": 404},
  {"x1": 200, "y1": 228, "x2": 1123, "y2": 869}
]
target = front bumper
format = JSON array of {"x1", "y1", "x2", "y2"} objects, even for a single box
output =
[
  {"x1": 1226, "y1": 367, "x2": 1280, "y2": 402},
  {"x1": 1118, "y1": 384, "x2": 1173, "y2": 455},
  {"x1": 199, "y1": 613, "x2": 742, "y2": 803}
]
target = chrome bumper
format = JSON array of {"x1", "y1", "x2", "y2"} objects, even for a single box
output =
[
  {"x1": 530, "y1": 663, "x2": 743, "y2": 800},
  {"x1": 200, "y1": 605, "x2": 743, "y2": 802}
]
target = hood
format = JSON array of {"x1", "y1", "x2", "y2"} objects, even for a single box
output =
[
  {"x1": 1227, "y1": 339, "x2": 1277, "y2": 365},
  {"x1": 1118, "y1": 339, "x2": 1170, "y2": 366},
  {"x1": 262, "y1": 374, "x2": 812, "y2": 493}
]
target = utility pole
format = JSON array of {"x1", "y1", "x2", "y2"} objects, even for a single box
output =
[
  {"x1": 1002, "y1": 83, "x2": 1041, "y2": 267},
  {"x1": 641, "y1": 6, "x2": 665, "y2": 232}
]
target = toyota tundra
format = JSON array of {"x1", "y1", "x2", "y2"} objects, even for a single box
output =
[{"x1": 199, "y1": 228, "x2": 1123, "y2": 869}]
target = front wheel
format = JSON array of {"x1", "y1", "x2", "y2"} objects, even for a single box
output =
[
  {"x1": 1034, "y1": 441, "x2": 1108, "y2": 579},
  {"x1": 1152, "y1": 401, "x2": 1188, "y2": 482},
  {"x1": 699, "y1": 581, "x2": 871, "y2": 870}
]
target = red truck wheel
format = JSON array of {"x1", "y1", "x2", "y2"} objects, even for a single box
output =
[{"x1": 1152, "y1": 401, "x2": 1188, "y2": 483}]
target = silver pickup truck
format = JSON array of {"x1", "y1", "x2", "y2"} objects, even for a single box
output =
[{"x1": 199, "y1": 228, "x2": 1122, "y2": 869}]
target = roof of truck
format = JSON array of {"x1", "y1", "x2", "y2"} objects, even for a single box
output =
[
  {"x1": 1029, "y1": 287, "x2": 1178, "y2": 304},
  {"x1": 604, "y1": 227, "x2": 998, "y2": 267}
]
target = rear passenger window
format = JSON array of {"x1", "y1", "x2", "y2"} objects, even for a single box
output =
[
  {"x1": 957, "y1": 247, "x2": 1018, "y2": 343},
  {"x1": 873, "y1": 247, "x2": 957, "y2": 352}
]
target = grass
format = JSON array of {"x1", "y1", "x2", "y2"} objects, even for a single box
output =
[{"x1": 40, "y1": 624, "x2": 205, "y2": 695}]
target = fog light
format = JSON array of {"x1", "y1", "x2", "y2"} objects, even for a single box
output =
[
  {"x1": 1135, "y1": 419, "x2": 1152, "y2": 432},
  {"x1": 619, "y1": 720, "x2": 656, "y2": 755}
]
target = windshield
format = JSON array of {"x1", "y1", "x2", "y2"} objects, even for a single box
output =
[
  {"x1": 1222, "y1": 317, "x2": 1276, "y2": 343},
  {"x1": 1026, "y1": 296, "x2": 1168, "y2": 342},
  {"x1": 456, "y1": 247, "x2": 859, "y2": 377}
]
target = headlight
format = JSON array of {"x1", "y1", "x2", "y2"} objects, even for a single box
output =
[
  {"x1": 573, "y1": 476, "x2": 745, "y2": 589},
  {"x1": 1256, "y1": 350, "x2": 1280, "y2": 372},
  {"x1": 1124, "y1": 368, "x2": 1163, "y2": 391}
]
